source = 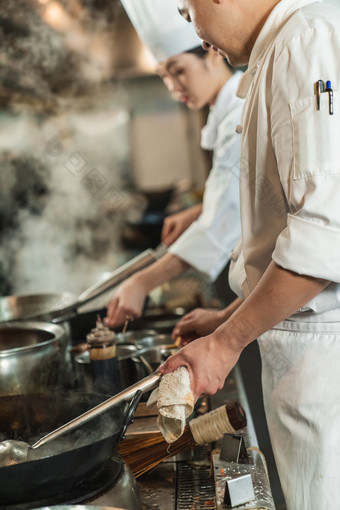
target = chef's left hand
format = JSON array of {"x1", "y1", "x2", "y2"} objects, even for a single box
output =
[{"x1": 159, "y1": 331, "x2": 241, "y2": 400}]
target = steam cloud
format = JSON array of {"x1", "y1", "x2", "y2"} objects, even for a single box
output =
[{"x1": 0, "y1": 0, "x2": 135, "y2": 298}]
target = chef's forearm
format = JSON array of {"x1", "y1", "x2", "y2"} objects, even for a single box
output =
[
  {"x1": 134, "y1": 253, "x2": 190, "y2": 294},
  {"x1": 220, "y1": 297, "x2": 243, "y2": 321},
  {"x1": 215, "y1": 261, "x2": 331, "y2": 351}
]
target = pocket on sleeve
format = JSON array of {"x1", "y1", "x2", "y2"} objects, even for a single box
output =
[{"x1": 290, "y1": 91, "x2": 340, "y2": 180}]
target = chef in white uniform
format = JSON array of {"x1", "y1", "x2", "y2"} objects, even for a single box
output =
[
  {"x1": 160, "y1": 1, "x2": 340, "y2": 509},
  {"x1": 105, "y1": 0, "x2": 243, "y2": 327}
]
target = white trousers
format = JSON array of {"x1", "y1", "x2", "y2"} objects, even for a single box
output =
[{"x1": 258, "y1": 320, "x2": 340, "y2": 510}]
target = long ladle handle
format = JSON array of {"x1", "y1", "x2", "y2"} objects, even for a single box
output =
[
  {"x1": 32, "y1": 372, "x2": 161, "y2": 450},
  {"x1": 51, "y1": 244, "x2": 167, "y2": 322}
]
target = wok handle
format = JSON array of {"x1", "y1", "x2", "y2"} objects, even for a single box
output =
[
  {"x1": 31, "y1": 372, "x2": 161, "y2": 450},
  {"x1": 77, "y1": 244, "x2": 167, "y2": 304},
  {"x1": 118, "y1": 389, "x2": 143, "y2": 443}
]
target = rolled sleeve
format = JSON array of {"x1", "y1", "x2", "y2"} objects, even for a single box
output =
[{"x1": 273, "y1": 213, "x2": 340, "y2": 282}]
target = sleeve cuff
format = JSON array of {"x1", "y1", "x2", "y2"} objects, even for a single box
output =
[{"x1": 273, "y1": 213, "x2": 340, "y2": 282}]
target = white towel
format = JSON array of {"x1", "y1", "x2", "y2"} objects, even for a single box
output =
[{"x1": 147, "y1": 367, "x2": 195, "y2": 443}]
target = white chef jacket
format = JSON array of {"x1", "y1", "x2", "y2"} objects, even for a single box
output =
[
  {"x1": 229, "y1": 0, "x2": 340, "y2": 320},
  {"x1": 169, "y1": 72, "x2": 243, "y2": 281}
]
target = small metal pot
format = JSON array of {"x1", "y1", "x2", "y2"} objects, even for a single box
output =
[
  {"x1": 0, "y1": 321, "x2": 68, "y2": 395},
  {"x1": 74, "y1": 344, "x2": 153, "y2": 392}
]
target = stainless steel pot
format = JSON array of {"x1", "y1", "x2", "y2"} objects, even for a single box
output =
[
  {"x1": 0, "y1": 245, "x2": 167, "y2": 324},
  {"x1": 74, "y1": 344, "x2": 153, "y2": 392},
  {"x1": 0, "y1": 321, "x2": 68, "y2": 395}
]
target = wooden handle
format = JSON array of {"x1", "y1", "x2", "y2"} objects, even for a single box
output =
[{"x1": 225, "y1": 401, "x2": 247, "y2": 430}]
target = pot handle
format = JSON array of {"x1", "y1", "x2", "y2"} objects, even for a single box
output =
[
  {"x1": 119, "y1": 389, "x2": 143, "y2": 442},
  {"x1": 32, "y1": 372, "x2": 161, "y2": 449}
]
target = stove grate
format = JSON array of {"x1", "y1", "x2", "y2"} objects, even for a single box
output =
[{"x1": 176, "y1": 460, "x2": 217, "y2": 510}]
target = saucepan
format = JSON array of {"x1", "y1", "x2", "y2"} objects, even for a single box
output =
[{"x1": 0, "y1": 244, "x2": 167, "y2": 324}]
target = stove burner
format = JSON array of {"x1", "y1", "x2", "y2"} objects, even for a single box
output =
[{"x1": 0, "y1": 459, "x2": 123, "y2": 510}]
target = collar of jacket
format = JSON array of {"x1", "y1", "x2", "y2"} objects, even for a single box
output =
[
  {"x1": 201, "y1": 71, "x2": 243, "y2": 150},
  {"x1": 236, "y1": 0, "x2": 323, "y2": 99}
]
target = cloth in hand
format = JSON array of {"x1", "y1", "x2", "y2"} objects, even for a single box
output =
[{"x1": 147, "y1": 366, "x2": 195, "y2": 443}]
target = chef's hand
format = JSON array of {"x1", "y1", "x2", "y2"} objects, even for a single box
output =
[
  {"x1": 172, "y1": 308, "x2": 226, "y2": 343},
  {"x1": 172, "y1": 299, "x2": 244, "y2": 343},
  {"x1": 159, "y1": 330, "x2": 241, "y2": 400},
  {"x1": 104, "y1": 274, "x2": 148, "y2": 328},
  {"x1": 161, "y1": 204, "x2": 203, "y2": 246}
]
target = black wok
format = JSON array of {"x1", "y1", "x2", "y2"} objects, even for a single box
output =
[{"x1": 0, "y1": 391, "x2": 139, "y2": 505}]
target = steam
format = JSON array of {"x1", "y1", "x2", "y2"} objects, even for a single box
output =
[{"x1": 0, "y1": 0, "x2": 135, "y2": 297}]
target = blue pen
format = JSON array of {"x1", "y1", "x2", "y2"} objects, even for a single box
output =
[{"x1": 325, "y1": 80, "x2": 334, "y2": 115}]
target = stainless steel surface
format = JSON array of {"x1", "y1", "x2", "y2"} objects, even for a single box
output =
[
  {"x1": 32, "y1": 372, "x2": 161, "y2": 449},
  {"x1": 0, "y1": 321, "x2": 68, "y2": 395},
  {"x1": 0, "y1": 245, "x2": 167, "y2": 323},
  {"x1": 136, "y1": 368, "x2": 276, "y2": 510},
  {"x1": 0, "y1": 293, "x2": 76, "y2": 324},
  {"x1": 0, "y1": 440, "x2": 29, "y2": 466},
  {"x1": 223, "y1": 473, "x2": 255, "y2": 508},
  {"x1": 213, "y1": 448, "x2": 275, "y2": 510},
  {"x1": 90, "y1": 462, "x2": 142, "y2": 510},
  {"x1": 115, "y1": 330, "x2": 157, "y2": 344},
  {"x1": 74, "y1": 344, "x2": 154, "y2": 392},
  {"x1": 176, "y1": 459, "x2": 217, "y2": 510}
]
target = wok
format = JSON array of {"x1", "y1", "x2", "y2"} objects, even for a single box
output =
[
  {"x1": 0, "y1": 244, "x2": 167, "y2": 324},
  {"x1": 0, "y1": 391, "x2": 141, "y2": 505}
]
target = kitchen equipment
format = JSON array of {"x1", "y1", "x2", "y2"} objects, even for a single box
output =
[
  {"x1": 0, "y1": 244, "x2": 167, "y2": 324},
  {"x1": 116, "y1": 334, "x2": 179, "y2": 371},
  {"x1": 0, "y1": 391, "x2": 142, "y2": 505},
  {"x1": 0, "y1": 321, "x2": 68, "y2": 395},
  {"x1": 0, "y1": 372, "x2": 160, "y2": 471},
  {"x1": 115, "y1": 329, "x2": 158, "y2": 344},
  {"x1": 129, "y1": 310, "x2": 186, "y2": 333},
  {"x1": 118, "y1": 401, "x2": 247, "y2": 477},
  {"x1": 74, "y1": 344, "x2": 154, "y2": 392},
  {"x1": 87, "y1": 320, "x2": 122, "y2": 396},
  {"x1": 32, "y1": 372, "x2": 161, "y2": 449}
]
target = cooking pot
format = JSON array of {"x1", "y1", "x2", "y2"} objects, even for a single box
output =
[
  {"x1": 0, "y1": 321, "x2": 68, "y2": 395},
  {"x1": 0, "y1": 245, "x2": 167, "y2": 324},
  {"x1": 74, "y1": 344, "x2": 153, "y2": 393},
  {"x1": 0, "y1": 391, "x2": 140, "y2": 505}
]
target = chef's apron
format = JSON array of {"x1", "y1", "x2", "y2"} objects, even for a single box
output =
[{"x1": 258, "y1": 319, "x2": 340, "y2": 510}]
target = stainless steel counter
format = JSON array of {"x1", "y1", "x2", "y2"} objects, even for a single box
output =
[{"x1": 135, "y1": 365, "x2": 275, "y2": 510}]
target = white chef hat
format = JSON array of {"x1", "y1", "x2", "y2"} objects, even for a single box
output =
[{"x1": 120, "y1": 0, "x2": 201, "y2": 62}]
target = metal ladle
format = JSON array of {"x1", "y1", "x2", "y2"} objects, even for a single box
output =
[{"x1": 0, "y1": 371, "x2": 161, "y2": 467}]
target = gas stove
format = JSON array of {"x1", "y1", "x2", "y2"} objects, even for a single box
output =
[{"x1": 1, "y1": 457, "x2": 141, "y2": 510}]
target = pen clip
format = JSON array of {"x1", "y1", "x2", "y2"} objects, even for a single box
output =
[{"x1": 315, "y1": 79, "x2": 325, "y2": 111}]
